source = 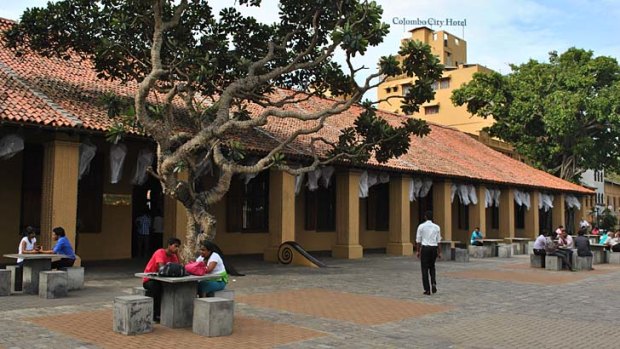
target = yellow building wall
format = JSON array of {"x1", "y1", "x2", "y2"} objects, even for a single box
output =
[
  {"x1": 604, "y1": 181, "x2": 620, "y2": 213},
  {"x1": 0, "y1": 152, "x2": 23, "y2": 264}
]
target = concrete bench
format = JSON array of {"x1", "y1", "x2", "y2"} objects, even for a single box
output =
[
  {"x1": 66, "y1": 267, "x2": 84, "y2": 291},
  {"x1": 113, "y1": 295, "x2": 153, "y2": 335},
  {"x1": 468, "y1": 245, "x2": 487, "y2": 258},
  {"x1": 609, "y1": 252, "x2": 620, "y2": 264},
  {"x1": 527, "y1": 241, "x2": 535, "y2": 255},
  {"x1": 497, "y1": 244, "x2": 512, "y2": 258},
  {"x1": 39, "y1": 270, "x2": 68, "y2": 299},
  {"x1": 530, "y1": 254, "x2": 544, "y2": 268},
  {"x1": 0, "y1": 270, "x2": 10, "y2": 296},
  {"x1": 6, "y1": 265, "x2": 22, "y2": 293},
  {"x1": 213, "y1": 289, "x2": 235, "y2": 300},
  {"x1": 545, "y1": 255, "x2": 562, "y2": 271},
  {"x1": 575, "y1": 256, "x2": 593, "y2": 271},
  {"x1": 454, "y1": 248, "x2": 469, "y2": 262},
  {"x1": 592, "y1": 250, "x2": 605, "y2": 264},
  {"x1": 132, "y1": 286, "x2": 147, "y2": 296},
  {"x1": 192, "y1": 297, "x2": 234, "y2": 337}
]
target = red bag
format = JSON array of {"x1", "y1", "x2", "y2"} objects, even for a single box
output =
[{"x1": 184, "y1": 261, "x2": 207, "y2": 276}]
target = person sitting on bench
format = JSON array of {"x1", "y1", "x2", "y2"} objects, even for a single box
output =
[{"x1": 470, "y1": 227, "x2": 484, "y2": 246}]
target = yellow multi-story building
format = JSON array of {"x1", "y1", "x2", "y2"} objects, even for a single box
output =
[{"x1": 378, "y1": 26, "x2": 501, "y2": 141}]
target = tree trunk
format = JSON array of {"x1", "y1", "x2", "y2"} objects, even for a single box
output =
[{"x1": 179, "y1": 205, "x2": 216, "y2": 263}]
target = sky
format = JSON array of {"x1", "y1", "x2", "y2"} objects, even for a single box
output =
[{"x1": 2, "y1": 0, "x2": 620, "y2": 84}]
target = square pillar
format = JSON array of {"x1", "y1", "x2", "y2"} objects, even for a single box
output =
[
  {"x1": 469, "y1": 185, "x2": 487, "y2": 237},
  {"x1": 499, "y1": 189, "x2": 515, "y2": 238},
  {"x1": 524, "y1": 191, "x2": 540, "y2": 239},
  {"x1": 332, "y1": 170, "x2": 363, "y2": 259},
  {"x1": 264, "y1": 170, "x2": 296, "y2": 262},
  {"x1": 387, "y1": 175, "x2": 413, "y2": 256},
  {"x1": 552, "y1": 194, "x2": 565, "y2": 229},
  {"x1": 40, "y1": 140, "x2": 80, "y2": 249},
  {"x1": 432, "y1": 180, "x2": 452, "y2": 241}
]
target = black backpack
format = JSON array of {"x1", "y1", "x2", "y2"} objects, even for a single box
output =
[{"x1": 158, "y1": 262, "x2": 188, "y2": 277}]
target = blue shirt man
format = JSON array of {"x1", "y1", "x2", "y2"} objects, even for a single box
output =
[
  {"x1": 41, "y1": 227, "x2": 76, "y2": 269},
  {"x1": 470, "y1": 227, "x2": 484, "y2": 246},
  {"x1": 53, "y1": 235, "x2": 76, "y2": 260}
]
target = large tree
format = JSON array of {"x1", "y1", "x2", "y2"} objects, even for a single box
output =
[
  {"x1": 452, "y1": 48, "x2": 620, "y2": 182},
  {"x1": 5, "y1": 0, "x2": 443, "y2": 260}
]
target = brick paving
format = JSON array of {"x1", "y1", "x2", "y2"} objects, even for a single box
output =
[{"x1": 0, "y1": 253, "x2": 619, "y2": 348}]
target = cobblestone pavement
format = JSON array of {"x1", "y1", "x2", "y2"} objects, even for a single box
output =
[{"x1": 1, "y1": 254, "x2": 619, "y2": 349}]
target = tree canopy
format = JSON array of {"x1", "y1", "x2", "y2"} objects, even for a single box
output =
[
  {"x1": 452, "y1": 48, "x2": 620, "y2": 182},
  {"x1": 5, "y1": 0, "x2": 443, "y2": 260}
]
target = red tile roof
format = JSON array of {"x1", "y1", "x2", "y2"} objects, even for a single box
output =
[{"x1": 0, "y1": 17, "x2": 591, "y2": 194}]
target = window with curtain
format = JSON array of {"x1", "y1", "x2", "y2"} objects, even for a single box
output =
[
  {"x1": 457, "y1": 202, "x2": 469, "y2": 230},
  {"x1": 77, "y1": 152, "x2": 104, "y2": 233},
  {"x1": 366, "y1": 183, "x2": 389, "y2": 231},
  {"x1": 305, "y1": 175, "x2": 336, "y2": 231},
  {"x1": 514, "y1": 204, "x2": 526, "y2": 229},
  {"x1": 226, "y1": 171, "x2": 269, "y2": 232}
]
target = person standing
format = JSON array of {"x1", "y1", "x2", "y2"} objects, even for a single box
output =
[
  {"x1": 142, "y1": 237, "x2": 181, "y2": 322},
  {"x1": 416, "y1": 210, "x2": 442, "y2": 295},
  {"x1": 135, "y1": 210, "x2": 152, "y2": 258}
]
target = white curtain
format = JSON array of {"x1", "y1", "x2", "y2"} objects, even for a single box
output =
[
  {"x1": 538, "y1": 193, "x2": 554, "y2": 212},
  {"x1": 451, "y1": 184, "x2": 457, "y2": 203},
  {"x1": 565, "y1": 195, "x2": 582, "y2": 210},
  {"x1": 132, "y1": 148, "x2": 154, "y2": 185},
  {"x1": 359, "y1": 170, "x2": 390, "y2": 198},
  {"x1": 514, "y1": 189, "x2": 531, "y2": 210},
  {"x1": 468, "y1": 185, "x2": 478, "y2": 205},
  {"x1": 359, "y1": 171, "x2": 369, "y2": 198},
  {"x1": 451, "y1": 184, "x2": 478, "y2": 206},
  {"x1": 307, "y1": 168, "x2": 322, "y2": 191},
  {"x1": 78, "y1": 142, "x2": 97, "y2": 180},
  {"x1": 295, "y1": 173, "x2": 305, "y2": 195},
  {"x1": 409, "y1": 178, "x2": 433, "y2": 202},
  {"x1": 241, "y1": 172, "x2": 258, "y2": 185},
  {"x1": 485, "y1": 188, "x2": 501, "y2": 208},
  {"x1": 320, "y1": 166, "x2": 335, "y2": 188},
  {"x1": 0, "y1": 134, "x2": 24, "y2": 160},
  {"x1": 109, "y1": 143, "x2": 127, "y2": 184}
]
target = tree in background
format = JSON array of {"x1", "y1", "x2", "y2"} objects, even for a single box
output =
[
  {"x1": 452, "y1": 48, "x2": 620, "y2": 182},
  {"x1": 4, "y1": 0, "x2": 443, "y2": 260}
]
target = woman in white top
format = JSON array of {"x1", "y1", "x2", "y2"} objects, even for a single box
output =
[
  {"x1": 196, "y1": 240, "x2": 228, "y2": 297},
  {"x1": 17, "y1": 226, "x2": 39, "y2": 265}
]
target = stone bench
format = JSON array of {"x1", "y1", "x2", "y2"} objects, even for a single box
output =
[
  {"x1": 132, "y1": 286, "x2": 147, "y2": 296},
  {"x1": 575, "y1": 256, "x2": 593, "y2": 271},
  {"x1": 497, "y1": 244, "x2": 512, "y2": 258},
  {"x1": 609, "y1": 252, "x2": 620, "y2": 264},
  {"x1": 66, "y1": 267, "x2": 84, "y2": 291},
  {"x1": 545, "y1": 255, "x2": 562, "y2": 271},
  {"x1": 113, "y1": 295, "x2": 153, "y2": 335},
  {"x1": 468, "y1": 245, "x2": 487, "y2": 258},
  {"x1": 0, "y1": 269, "x2": 10, "y2": 296},
  {"x1": 592, "y1": 250, "x2": 606, "y2": 264},
  {"x1": 6, "y1": 265, "x2": 22, "y2": 293},
  {"x1": 530, "y1": 254, "x2": 544, "y2": 268},
  {"x1": 39, "y1": 270, "x2": 68, "y2": 299},
  {"x1": 213, "y1": 289, "x2": 235, "y2": 300},
  {"x1": 454, "y1": 248, "x2": 469, "y2": 262},
  {"x1": 193, "y1": 297, "x2": 234, "y2": 337}
]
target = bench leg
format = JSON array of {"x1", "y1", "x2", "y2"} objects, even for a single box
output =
[{"x1": 160, "y1": 282, "x2": 197, "y2": 328}]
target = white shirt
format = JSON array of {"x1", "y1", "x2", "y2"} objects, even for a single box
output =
[
  {"x1": 17, "y1": 236, "x2": 36, "y2": 263},
  {"x1": 196, "y1": 252, "x2": 226, "y2": 276},
  {"x1": 416, "y1": 220, "x2": 441, "y2": 246},
  {"x1": 579, "y1": 220, "x2": 590, "y2": 228}
]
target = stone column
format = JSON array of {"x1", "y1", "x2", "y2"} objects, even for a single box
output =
[
  {"x1": 552, "y1": 193, "x2": 566, "y2": 228},
  {"x1": 499, "y1": 188, "x2": 515, "y2": 238},
  {"x1": 332, "y1": 170, "x2": 363, "y2": 259},
  {"x1": 40, "y1": 139, "x2": 80, "y2": 249},
  {"x1": 264, "y1": 169, "x2": 296, "y2": 262},
  {"x1": 387, "y1": 175, "x2": 413, "y2": 256},
  {"x1": 524, "y1": 191, "x2": 540, "y2": 239},
  {"x1": 432, "y1": 180, "x2": 452, "y2": 241},
  {"x1": 469, "y1": 185, "x2": 487, "y2": 237}
]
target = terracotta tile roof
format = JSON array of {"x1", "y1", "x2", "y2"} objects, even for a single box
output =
[{"x1": 0, "y1": 17, "x2": 591, "y2": 194}]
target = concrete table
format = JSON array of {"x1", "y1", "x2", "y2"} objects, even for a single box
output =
[
  {"x1": 590, "y1": 244, "x2": 607, "y2": 264},
  {"x1": 3, "y1": 254, "x2": 67, "y2": 294},
  {"x1": 135, "y1": 273, "x2": 223, "y2": 328},
  {"x1": 438, "y1": 241, "x2": 461, "y2": 261},
  {"x1": 504, "y1": 237, "x2": 532, "y2": 255},
  {"x1": 481, "y1": 239, "x2": 505, "y2": 257},
  {"x1": 584, "y1": 234, "x2": 600, "y2": 245}
]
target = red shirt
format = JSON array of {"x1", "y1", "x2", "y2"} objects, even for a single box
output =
[{"x1": 143, "y1": 248, "x2": 179, "y2": 282}]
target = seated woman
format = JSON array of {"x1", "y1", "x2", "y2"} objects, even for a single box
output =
[
  {"x1": 17, "y1": 226, "x2": 40, "y2": 266},
  {"x1": 196, "y1": 241, "x2": 228, "y2": 298},
  {"x1": 607, "y1": 232, "x2": 620, "y2": 253}
]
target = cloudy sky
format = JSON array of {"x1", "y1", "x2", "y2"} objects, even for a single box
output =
[{"x1": 2, "y1": 0, "x2": 619, "y2": 80}]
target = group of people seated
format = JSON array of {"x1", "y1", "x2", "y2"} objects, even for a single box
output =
[
  {"x1": 532, "y1": 226, "x2": 596, "y2": 271},
  {"x1": 142, "y1": 238, "x2": 231, "y2": 322},
  {"x1": 599, "y1": 230, "x2": 620, "y2": 252}
]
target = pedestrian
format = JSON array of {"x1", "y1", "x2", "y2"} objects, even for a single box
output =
[
  {"x1": 135, "y1": 209, "x2": 152, "y2": 257},
  {"x1": 416, "y1": 210, "x2": 442, "y2": 295}
]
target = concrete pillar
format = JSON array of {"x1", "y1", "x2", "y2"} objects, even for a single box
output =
[
  {"x1": 432, "y1": 180, "x2": 452, "y2": 241},
  {"x1": 552, "y1": 194, "x2": 566, "y2": 229},
  {"x1": 524, "y1": 191, "x2": 540, "y2": 239},
  {"x1": 469, "y1": 185, "x2": 487, "y2": 237},
  {"x1": 264, "y1": 170, "x2": 296, "y2": 262},
  {"x1": 387, "y1": 175, "x2": 413, "y2": 256},
  {"x1": 40, "y1": 139, "x2": 80, "y2": 249},
  {"x1": 499, "y1": 188, "x2": 515, "y2": 238},
  {"x1": 332, "y1": 170, "x2": 363, "y2": 259}
]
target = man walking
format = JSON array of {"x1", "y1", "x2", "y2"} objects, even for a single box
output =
[{"x1": 416, "y1": 210, "x2": 442, "y2": 295}]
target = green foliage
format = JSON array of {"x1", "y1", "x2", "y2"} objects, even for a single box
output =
[
  {"x1": 452, "y1": 48, "x2": 620, "y2": 182},
  {"x1": 599, "y1": 208, "x2": 617, "y2": 231}
]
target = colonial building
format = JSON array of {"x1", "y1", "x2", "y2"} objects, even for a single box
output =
[{"x1": 0, "y1": 18, "x2": 592, "y2": 264}]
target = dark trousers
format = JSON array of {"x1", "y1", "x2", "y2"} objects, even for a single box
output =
[
  {"x1": 143, "y1": 279, "x2": 162, "y2": 318},
  {"x1": 533, "y1": 248, "x2": 546, "y2": 267},
  {"x1": 52, "y1": 258, "x2": 75, "y2": 270},
  {"x1": 472, "y1": 241, "x2": 483, "y2": 246},
  {"x1": 550, "y1": 249, "x2": 573, "y2": 269},
  {"x1": 420, "y1": 245, "x2": 438, "y2": 292}
]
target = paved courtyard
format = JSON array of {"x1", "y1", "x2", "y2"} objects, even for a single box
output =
[{"x1": 1, "y1": 253, "x2": 618, "y2": 349}]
